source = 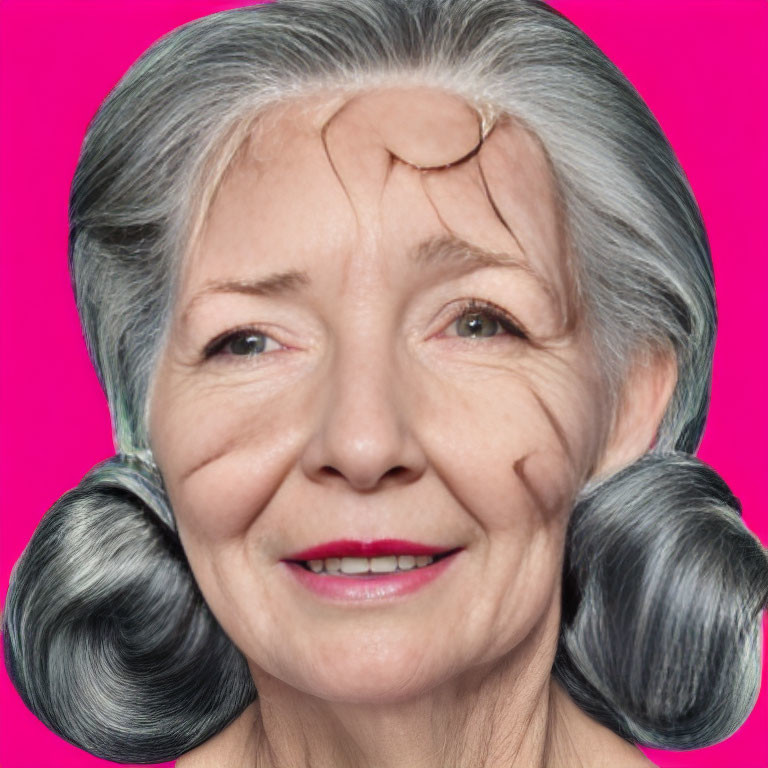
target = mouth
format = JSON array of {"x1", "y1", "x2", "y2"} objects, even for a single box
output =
[
  {"x1": 281, "y1": 547, "x2": 464, "y2": 601},
  {"x1": 286, "y1": 547, "x2": 462, "y2": 577}
]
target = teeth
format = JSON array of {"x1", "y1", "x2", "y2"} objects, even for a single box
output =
[
  {"x1": 370, "y1": 556, "x2": 398, "y2": 573},
  {"x1": 341, "y1": 557, "x2": 370, "y2": 574},
  {"x1": 305, "y1": 554, "x2": 436, "y2": 575}
]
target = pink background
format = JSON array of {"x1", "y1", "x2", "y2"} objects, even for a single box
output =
[{"x1": 1, "y1": 0, "x2": 766, "y2": 766}]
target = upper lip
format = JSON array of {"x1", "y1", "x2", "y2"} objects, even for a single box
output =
[{"x1": 283, "y1": 539, "x2": 459, "y2": 561}]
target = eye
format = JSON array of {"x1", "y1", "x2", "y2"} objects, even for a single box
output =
[
  {"x1": 202, "y1": 328, "x2": 282, "y2": 360},
  {"x1": 444, "y1": 299, "x2": 528, "y2": 341}
]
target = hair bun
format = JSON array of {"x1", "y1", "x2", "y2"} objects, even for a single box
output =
[
  {"x1": 3, "y1": 455, "x2": 255, "y2": 763},
  {"x1": 554, "y1": 452, "x2": 768, "y2": 749}
]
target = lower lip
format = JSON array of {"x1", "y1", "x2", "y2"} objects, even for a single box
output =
[{"x1": 281, "y1": 550, "x2": 461, "y2": 602}]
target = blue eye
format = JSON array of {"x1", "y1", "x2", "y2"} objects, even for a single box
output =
[
  {"x1": 202, "y1": 300, "x2": 526, "y2": 362},
  {"x1": 448, "y1": 299, "x2": 528, "y2": 340},
  {"x1": 203, "y1": 329, "x2": 279, "y2": 359},
  {"x1": 227, "y1": 332, "x2": 267, "y2": 355}
]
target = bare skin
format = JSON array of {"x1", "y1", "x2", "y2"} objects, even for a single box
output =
[{"x1": 149, "y1": 87, "x2": 674, "y2": 768}]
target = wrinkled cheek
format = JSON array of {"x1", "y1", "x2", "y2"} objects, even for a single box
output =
[
  {"x1": 153, "y1": 383, "x2": 303, "y2": 544},
  {"x1": 512, "y1": 449, "x2": 578, "y2": 529},
  {"x1": 176, "y1": 460, "x2": 270, "y2": 545},
  {"x1": 520, "y1": 357, "x2": 611, "y2": 492}
]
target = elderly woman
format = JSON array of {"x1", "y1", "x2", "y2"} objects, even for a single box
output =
[{"x1": 4, "y1": 1, "x2": 767, "y2": 766}]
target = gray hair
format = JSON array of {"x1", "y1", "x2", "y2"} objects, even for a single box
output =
[{"x1": 4, "y1": 0, "x2": 767, "y2": 762}]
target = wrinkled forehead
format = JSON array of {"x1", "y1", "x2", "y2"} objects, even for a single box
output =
[{"x1": 194, "y1": 87, "x2": 575, "y2": 328}]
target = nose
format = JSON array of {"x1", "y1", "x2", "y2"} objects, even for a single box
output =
[{"x1": 300, "y1": 340, "x2": 428, "y2": 493}]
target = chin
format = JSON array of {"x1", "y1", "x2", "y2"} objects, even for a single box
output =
[{"x1": 275, "y1": 642, "x2": 447, "y2": 705}]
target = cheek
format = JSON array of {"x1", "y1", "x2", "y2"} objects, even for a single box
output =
[
  {"x1": 149, "y1": 369, "x2": 313, "y2": 547},
  {"x1": 412, "y1": 361, "x2": 599, "y2": 533},
  {"x1": 149, "y1": 342, "x2": 606, "y2": 554}
]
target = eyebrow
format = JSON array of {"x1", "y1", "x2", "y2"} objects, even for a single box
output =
[
  {"x1": 412, "y1": 235, "x2": 557, "y2": 302},
  {"x1": 181, "y1": 234, "x2": 557, "y2": 321},
  {"x1": 181, "y1": 270, "x2": 311, "y2": 325}
]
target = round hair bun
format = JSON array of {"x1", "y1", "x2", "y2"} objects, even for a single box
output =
[
  {"x1": 2, "y1": 455, "x2": 255, "y2": 763},
  {"x1": 554, "y1": 452, "x2": 768, "y2": 750}
]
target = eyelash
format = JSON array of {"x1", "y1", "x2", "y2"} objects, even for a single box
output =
[
  {"x1": 202, "y1": 298, "x2": 527, "y2": 360},
  {"x1": 445, "y1": 298, "x2": 528, "y2": 342},
  {"x1": 202, "y1": 325, "x2": 280, "y2": 360}
]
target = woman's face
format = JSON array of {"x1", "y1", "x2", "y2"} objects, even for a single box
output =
[{"x1": 148, "y1": 88, "x2": 613, "y2": 702}]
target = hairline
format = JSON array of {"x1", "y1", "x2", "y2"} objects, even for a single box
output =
[{"x1": 142, "y1": 82, "x2": 623, "y2": 442}]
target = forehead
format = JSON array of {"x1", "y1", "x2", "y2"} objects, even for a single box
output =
[{"x1": 184, "y1": 87, "x2": 570, "y2": 318}]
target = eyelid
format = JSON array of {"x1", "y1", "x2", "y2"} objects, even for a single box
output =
[
  {"x1": 201, "y1": 325, "x2": 282, "y2": 360},
  {"x1": 443, "y1": 298, "x2": 529, "y2": 340},
  {"x1": 200, "y1": 298, "x2": 527, "y2": 361}
]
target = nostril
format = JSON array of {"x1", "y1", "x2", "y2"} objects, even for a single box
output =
[{"x1": 318, "y1": 464, "x2": 412, "y2": 490}]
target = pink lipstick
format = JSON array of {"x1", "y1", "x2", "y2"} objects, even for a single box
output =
[
  {"x1": 280, "y1": 539, "x2": 463, "y2": 602},
  {"x1": 283, "y1": 539, "x2": 453, "y2": 561}
]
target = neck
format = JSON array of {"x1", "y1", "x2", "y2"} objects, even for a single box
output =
[{"x1": 178, "y1": 602, "x2": 653, "y2": 768}]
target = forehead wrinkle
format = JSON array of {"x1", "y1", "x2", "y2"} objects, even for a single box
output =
[
  {"x1": 373, "y1": 95, "x2": 497, "y2": 250},
  {"x1": 408, "y1": 121, "x2": 577, "y2": 335},
  {"x1": 185, "y1": 93, "x2": 576, "y2": 335},
  {"x1": 415, "y1": 156, "x2": 540, "y2": 309},
  {"x1": 320, "y1": 87, "x2": 491, "y2": 233},
  {"x1": 345, "y1": 87, "x2": 487, "y2": 167},
  {"x1": 318, "y1": 96, "x2": 388, "y2": 292},
  {"x1": 476, "y1": 118, "x2": 580, "y2": 335},
  {"x1": 475, "y1": 157, "x2": 527, "y2": 261},
  {"x1": 313, "y1": 89, "x2": 507, "y2": 296},
  {"x1": 320, "y1": 106, "x2": 360, "y2": 234},
  {"x1": 396, "y1": 117, "x2": 484, "y2": 171}
]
